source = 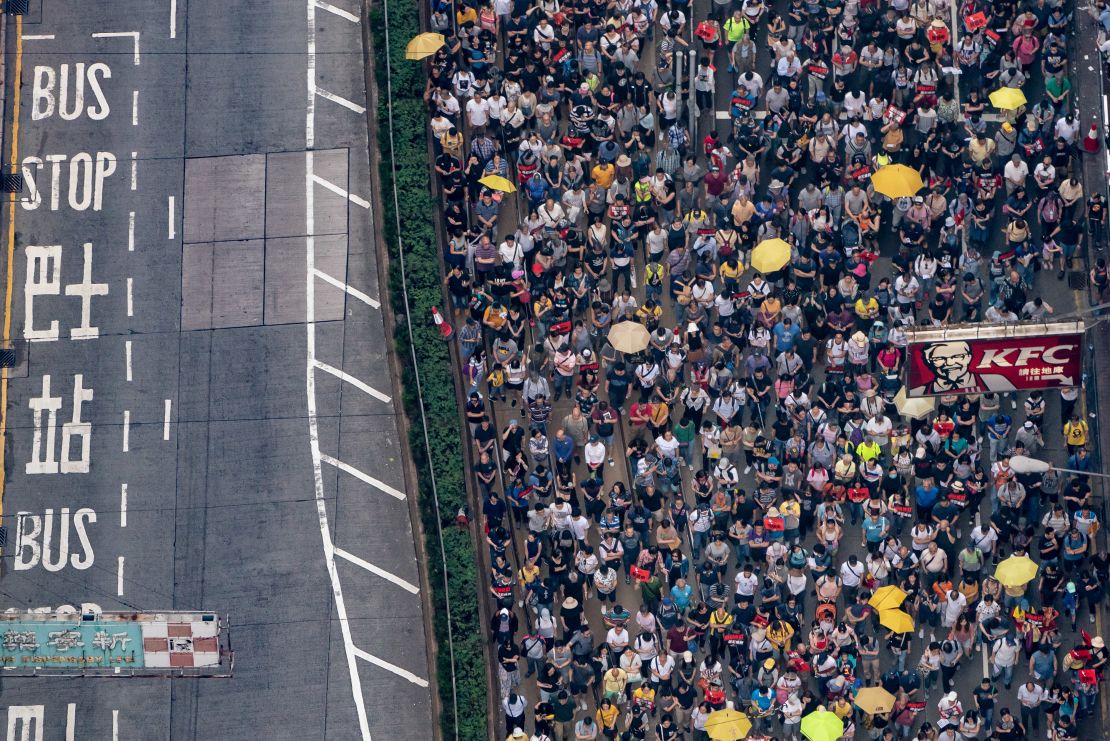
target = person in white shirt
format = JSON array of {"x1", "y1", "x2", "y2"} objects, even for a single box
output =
[
  {"x1": 1016, "y1": 680, "x2": 1045, "y2": 731},
  {"x1": 734, "y1": 566, "x2": 759, "y2": 598},
  {"x1": 940, "y1": 589, "x2": 967, "y2": 628},
  {"x1": 465, "y1": 93, "x2": 491, "y2": 128},
  {"x1": 1002, "y1": 153, "x2": 1029, "y2": 194}
]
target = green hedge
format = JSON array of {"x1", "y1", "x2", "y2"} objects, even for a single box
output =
[{"x1": 371, "y1": 5, "x2": 489, "y2": 741}]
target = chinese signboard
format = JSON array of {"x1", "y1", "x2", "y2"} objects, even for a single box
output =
[
  {"x1": 0, "y1": 620, "x2": 142, "y2": 669},
  {"x1": 0, "y1": 611, "x2": 230, "y2": 675},
  {"x1": 904, "y1": 321, "x2": 1085, "y2": 398}
]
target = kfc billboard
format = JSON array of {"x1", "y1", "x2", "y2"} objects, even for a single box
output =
[{"x1": 904, "y1": 321, "x2": 1085, "y2": 397}]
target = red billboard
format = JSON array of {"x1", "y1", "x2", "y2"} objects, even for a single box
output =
[{"x1": 904, "y1": 321, "x2": 1085, "y2": 397}]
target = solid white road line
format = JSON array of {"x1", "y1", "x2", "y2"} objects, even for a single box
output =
[
  {"x1": 113, "y1": 710, "x2": 119, "y2": 741},
  {"x1": 313, "y1": 359, "x2": 392, "y2": 403},
  {"x1": 132, "y1": 90, "x2": 139, "y2": 125},
  {"x1": 126, "y1": 277, "x2": 134, "y2": 317},
  {"x1": 312, "y1": 173, "x2": 371, "y2": 208},
  {"x1": 120, "y1": 483, "x2": 128, "y2": 527},
  {"x1": 315, "y1": 0, "x2": 359, "y2": 21},
  {"x1": 313, "y1": 85, "x2": 367, "y2": 114},
  {"x1": 168, "y1": 196, "x2": 175, "y2": 238},
  {"x1": 319, "y1": 453, "x2": 407, "y2": 500},
  {"x1": 122, "y1": 410, "x2": 130, "y2": 452},
  {"x1": 131, "y1": 152, "x2": 138, "y2": 190},
  {"x1": 125, "y1": 340, "x2": 133, "y2": 381},
  {"x1": 66, "y1": 703, "x2": 76, "y2": 741},
  {"x1": 163, "y1": 399, "x2": 172, "y2": 440},
  {"x1": 92, "y1": 31, "x2": 141, "y2": 65},
  {"x1": 116, "y1": 557, "x2": 125, "y2": 596},
  {"x1": 170, "y1": 0, "x2": 178, "y2": 38},
  {"x1": 352, "y1": 647, "x2": 429, "y2": 687},
  {"x1": 313, "y1": 268, "x2": 381, "y2": 308},
  {"x1": 334, "y1": 547, "x2": 419, "y2": 593},
  {"x1": 128, "y1": 211, "x2": 135, "y2": 251}
]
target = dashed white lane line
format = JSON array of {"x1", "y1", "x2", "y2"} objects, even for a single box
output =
[
  {"x1": 122, "y1": 410, "x2": 130, "y2": 452},
  {"x1": 313, "y1": 174, "x2": 371, "y2": 209},
  {"x1": 163, "y1": 399, "x2": 172, "y2": 440},
  {"x1": 313, "y1": 268, "x2": 381, "y2": 308},
  {"x1": 126, "y1": 277, "x2": 133, "y2": 317},
  {"x1": 334, "y1": 547, "x2": 419, "y2": 593},
  {"x1": 170, "y1": 0, "x2": 178, "y2": 38},
  {"x1": 313, "y1": 359, "x2": 391, "y2": 403},
  {"x1": 66, "y1": 703, "x2": 76, "y2": 741},
  {"x1": 319, "y1": 453, "x2": 406, "y2": 500},
  {"x1": 315, "y1": 0, "x2": 360, "y2": 21},
  {"x1": 130, "y1": 152, "x2": 137, "y2": 190},
  {"x1": 167, "y1": 196, "x2": 175, "y2": 239},
  {"x1": 125, "y1": 340, "x2": 132, "y2": 381},
  {"x1": 128, "y1": 211, "x2": 135, "y2": 251},
  {"x1": 313, "y1": 85, "x2": 367, "y2": 114},
  {"x1": 120, "y1": 483, "x2": 128, "y2": 527},
  {"x1": 113, "y1": 710, "x2": 119, "y2": 741},
  {"x1": 352, "y1": 647, "x2": 429, "y2": 687},
  {"x1": 116, "y1": 556, "x2": 125, "y2": 596},
  {"x1": 22, "y1": 34, "x2": 55, "y2": 40},
  {"x1": 91, "y1": 31, "x2": 141, "y2": 65},
  {"x1": 132, "y1": 91, "x2": 139, "y2": 125}
]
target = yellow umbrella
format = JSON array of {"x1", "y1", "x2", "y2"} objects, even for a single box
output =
[
  {"x1": 705, "y1": 708, "x2": 753, "y2": 741},
  {"x1": 995, "y1": 555, "x2": 1039, "y2": 588},
  {"x1": 801, "y1": 710, "x2": 844, "y2": 741},
  {"x1": 871, "y1": 164, "x2": 924, "y2": 199},
  {"x1": 854, "y1": 686, "x2": 897, "y2": 716},
  {"x1": 404, "y1": 32, "x2": 445, "y2": 60},
  {"x1": 894, "y1": 387, "x2": 936, "y2": 420},
  {"x1": 879, "y1": 608, "x2": 915, "y2": 634},
  {"x1": 868, "y1": 585, "x2": 907, "y2": 612},
  {"x1": 607, "y1": 321, "x2": 651, "y2": 354},
  {"x1": 478, "y1": 174, "x2": 517, "y2": 193},
  {"x1": 989, "y1": 86, "x2": 1027, "y2": 110},
  {"x1": 750, "y1": 238, "x2": 791, "y2": 274}
]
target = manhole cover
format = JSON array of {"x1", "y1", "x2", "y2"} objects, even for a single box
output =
[{"x1": 1068, "y1": 271, "x2": 1088, "y2": 290}]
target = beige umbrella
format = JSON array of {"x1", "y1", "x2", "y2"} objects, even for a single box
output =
[
  {"x1": 607, "y1": 321, "x2": 651, "y2": 354},
  {"x1": 894, "y1": 387, "x2": 936, "y2": 420}
]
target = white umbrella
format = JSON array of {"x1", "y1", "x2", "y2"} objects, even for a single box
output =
[
  {"x1": 894, "y1": 387, "x2": 936, "y2": 420},
  {"x1": 1010, "y1": 455, "x2": 1110, "y2": 479}
]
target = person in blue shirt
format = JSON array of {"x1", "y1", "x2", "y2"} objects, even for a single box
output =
[
  {"x1": 986, "y1": 412, "x2": 1013, "y2": 462},
  {"x1": 915, "y1": 476, "x2": 940, "y2": 521},
  {"x1": 862, "y1": 512, "x2": 889, "y2": 552},
  {"x1": 773, "y1": 317, "x2": 801, "y2": 352}
]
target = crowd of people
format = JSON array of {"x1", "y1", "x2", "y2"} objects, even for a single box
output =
[{"x1": 421, "y1": 0, "x2": 1110, "y2": 736}]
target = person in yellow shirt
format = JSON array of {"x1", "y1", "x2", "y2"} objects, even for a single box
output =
[
  {"x1": 602, "y1": 666, "x2": 628, "y2": 702},
  {"x1": 854, "y1": 294, "x2": 880, "y2": 324},
  {"x1": 596, "y1": 698, "x2": 621, "y2": 732},
  {"x1": 1064, "y1": 414, "x2": 1088, "y2": 453},
  {"x1": 592, "y1": 161, "x2": 616, "y2": 188},
  {"x1": 856, "y1": 439, "x2": 882, "y2": 464}
]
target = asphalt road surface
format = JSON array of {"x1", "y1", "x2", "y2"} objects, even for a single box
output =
[{"x1": 0, "y1": 0, "x2": 433, "y2": 739}]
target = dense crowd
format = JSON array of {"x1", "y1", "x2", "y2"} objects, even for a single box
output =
[{"x1": 421, "y1": 0, "x2": 1110, "y2": 737}]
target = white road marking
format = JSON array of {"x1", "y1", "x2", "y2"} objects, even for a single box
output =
[
  {"x1": 319, "y1": 453, "x2": 406, "y2": 500},
  {"x1": 113, "y1": 710, "x2": 119, "y2": 741},
  {"x1": 91, "y1": 31, "x2": 141, "y2": 65},
  {"x1": 170, "y1": 0, "x2": 178, "y2": 38},
  {"x1": 130, "y1": 151, "x2": 137, "y2": 190},
  {"x1": 128, "y1": 211, "x2": 135, "y2": 251},
  {"x1": 313, "y1": 85, "x2": 366, "y2": 114},
  {"x1": 66, "y1": 703, "x2": 75, "y2": 741},
  {"x1": 163, "y1": 399, "x2": 171, "y2": 440},
  {"x1": 125, "y1": 340, "x2": 132, "y2": 381},
  {"x1": 305, "y1": 0, "x2": 370, "y2": 731},
  {"x1": 132, "y1": 90, "x2": 138, "y2": 125},
  {"x1": 116, "y1": 557, "x2": 125, "y2": 595},
  {"x1": 126, "y1": 277, "x2": 133, "y2": 316},
  {"x1": 313, "y1": 359, "x2": 391, "y2": 403},
  {"x1": 122, "y1": 410, "x2": 130, "y2": 452},
  {"x1": 352, "y1": 647, "x2": 429, "y2": 687},
  {"x1": 313, "y1": 268, "x2": 381, "y2": 308},
  {"x1": 120, "y1": 483, "x2": 128, "y2": 527},
  {"x1": 22, "y1": 34, "x2": 55, "y2": 40},
  {"x1": 334, "y1": 547, "x2": 419, "y2": 593},
  {"x1": 312, "y1": 173, "x2": 371, "y2": 209},
  {"x1": 315, "y1": 0, "x2": 359, "y2": 21},
  {"x1": 167, "y1": 196, "x2": 175, "y2": 239}
]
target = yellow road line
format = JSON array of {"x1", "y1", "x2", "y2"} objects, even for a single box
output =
[{"x1": 0, "y1": 16, "x2": 24, "y2": 520}]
